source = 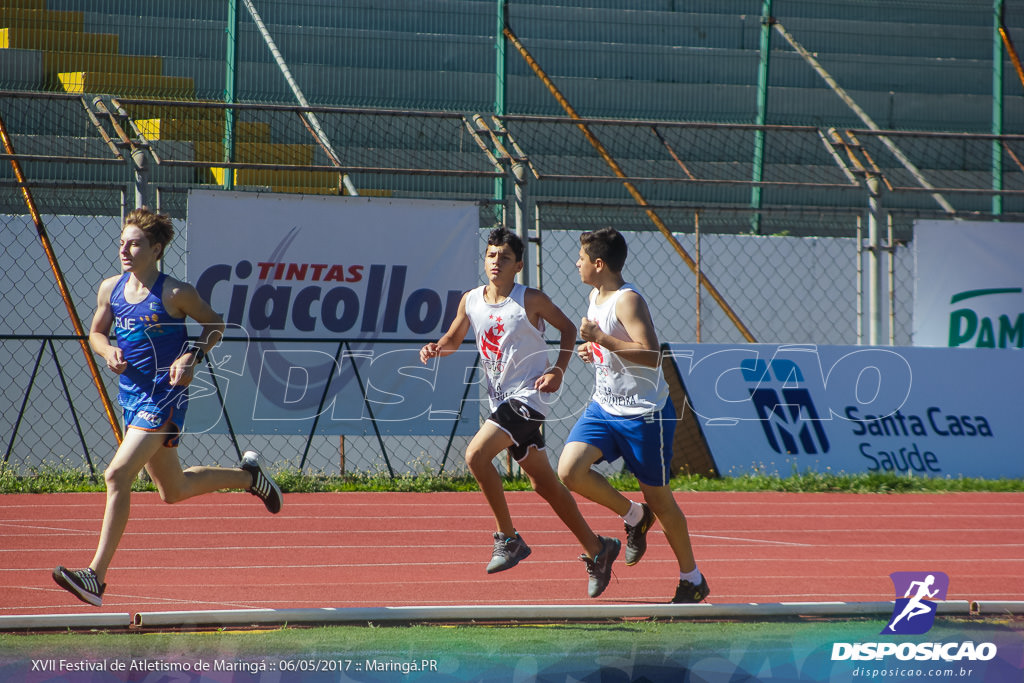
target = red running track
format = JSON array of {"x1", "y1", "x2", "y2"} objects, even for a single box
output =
[{"x1": 1, "y1": 491, "x2": 1021, "y2": 615}]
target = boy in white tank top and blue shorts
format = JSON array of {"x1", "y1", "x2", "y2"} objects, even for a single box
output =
[
  {"x1": 559, "y1": 227, "x2": 709, "y2": 603},
  {"x1": 421, "y1": 228, "x2": 620, "y2": 597}
]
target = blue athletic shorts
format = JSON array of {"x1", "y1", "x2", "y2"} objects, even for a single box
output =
[
  {"x1": 123, "y1": 397, "x2": 187, "y2": 448},
  {"x1": 565, "y1": 398, "x2": 676, "y2": 486}
]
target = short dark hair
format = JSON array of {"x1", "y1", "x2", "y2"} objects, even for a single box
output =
[
  {"x1": 580, "y1": 227, "x2": 627, "y2": 273},
  {"x1": 487, "y1": 227, "x2": 524, "y2": 262}
]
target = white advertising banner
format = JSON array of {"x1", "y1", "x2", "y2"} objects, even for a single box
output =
[
  {"x1": 913, "y1": 220, "x2": 1024, "y2": 348},
  {"x1": 666, "y1": 343, "x2": 1023, "y2": 479},
  {"x1": 184, "y1": 191, "x2": 481, "y2": 436}
]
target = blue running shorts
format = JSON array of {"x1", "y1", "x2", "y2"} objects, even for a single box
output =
[
  {"x1": 123, "y1": 399, "x2": 187, "y2": 448},
  {"x1": 565, "y1": 398, "x2": 676, "y2": 486}
]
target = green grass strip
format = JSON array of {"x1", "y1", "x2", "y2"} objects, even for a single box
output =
[{"x1": 2, "y1": 464, "x2": 1022, "y2": 494}]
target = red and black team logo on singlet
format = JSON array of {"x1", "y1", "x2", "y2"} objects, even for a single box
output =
[
  {"x1": 591, "y1": 342, "x2": 612, "y2": 379},
  {"x1": 480, "y1": 314, "x2": 505, "y2": 362}
]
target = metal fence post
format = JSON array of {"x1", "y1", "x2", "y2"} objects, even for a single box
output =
[
  {"x1": 494, "y1": 0, "x2": 508, "y2": 211},
  {"x1": 750, "y1": 0, "x2": 773, "y2": 234},
  {"x1": 993, "y1": 0, "x2": 1005, "y2": 216},
  {"x1": 224, "y1": 0, "x2": 239, "y2": 190},
  {"x1": 866, "y1": 173, "x2": 884, "y2": 346},
  {"x1": 132, "y1": 146, "x2": 149, "y2": 209},
  {"x1": 512, "y1": 158, "x2": 529, "y2": 286}
]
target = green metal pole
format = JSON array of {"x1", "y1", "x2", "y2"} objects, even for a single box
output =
[
  {"x1": 750, "y1": 0, "x2": 773, "y2": 234},
  {"x1": 223, "y1": 0, "x2": 238, "y2": 190},
  {"x1": 494, "y1": 0, "x2": 508, "y2": 223},
  {"x1": 992, "y1": 0, "x2": 1004, "y2": 216}
]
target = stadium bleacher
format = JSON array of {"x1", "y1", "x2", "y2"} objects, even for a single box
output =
[{"x1": 1, "y1": 0, "x2": 1021, "y2": 206}]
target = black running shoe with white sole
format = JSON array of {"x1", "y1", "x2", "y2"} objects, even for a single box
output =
[
  {"x1": 671, "y1": 575, "x2": 710, "y2": 604},
  {"x1": 624, "y1": 502, "x2": 656, "y2": 566},
  {"x1": 53, "y1": 566, "x2": 105, "y2": 606},
  {"x1": 241, "y1": 450, "x2": 283, "y2": 514}
]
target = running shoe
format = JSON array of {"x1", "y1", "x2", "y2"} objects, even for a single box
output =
[
  {"x1": 580, "y1": 535, "x2": 620, "y2": 598},
  {"x1": 671, "y1": 575, "x2": 710, "y2": 604},
  {"x1": 486, "y1": 532, "x2": 532, "y2": 573},
  {"x1": 52, "y1": 566, "x2": 105, "y2": 606},
  {"x1": 241, "y1": 450, "x2": 283, "y2": 514},
  {"x1": 624, "y1": 502, "x2": 656, "y2": 566}
]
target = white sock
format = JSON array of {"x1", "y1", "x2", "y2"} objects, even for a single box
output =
[
  {"x1": 679, "y1": 567, "x2": 703, "y2": 585},
  {"x1": 621, "y1": 501, "x2": 644, "y2": 527}
]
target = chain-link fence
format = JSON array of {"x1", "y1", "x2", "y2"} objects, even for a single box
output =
[{"x1": 2, "y1": 88, "x2": 1023, "y2": 477}]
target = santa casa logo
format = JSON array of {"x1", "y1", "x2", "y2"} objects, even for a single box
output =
[
  {"x1": 741, "y1": 358, "x2": 830, "y2": 455},
  {"x1": 883, "y1": 571, "x2": 948, "y2": 635}
]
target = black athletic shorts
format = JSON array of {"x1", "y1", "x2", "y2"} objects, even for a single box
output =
[{"x1": 486, "y1": 398, "x2": 546, "y2": 462}]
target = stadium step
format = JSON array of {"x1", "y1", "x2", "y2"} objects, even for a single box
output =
[
  {"x1": 135, "y1": 118, "x2": 271, "y2": 143},
  {"x1": 194, "y1": 141, "x2": 316, "y2": 165},
  {"x1": 34, "y1": 52, "x2": 163, "y2": 90},
  {"x1": 131, "y1": 110, "x2": 371, "y2": 195},
  {"x1": 42, "y1": 52, "x2": 164, "y2": 77},
  {"x1": 139, "y1": 119, "x2": 338, "y2": 192},
  {"x1": 117, "y1": 101, "x2": 236, "y2": 121},
  {"x1": 1, "y1": 9, "x2": 192, "y2": 99},
  {"x1": 0, "y1": 0, "x2": 47, "y2": 8},
  {"x1": 207, "y1": 168, "x2": 392, "y2": 197},
  {"x1": 0, "y1": 27, "x2": 117, "y2": 54},
  {"x1": 58, "y1": 71, "x2": 195, "y2": 98},
  {"x1": 209, "y1": 168, "x2": 348, "y2": 193},
  {"x1": 0, "y1": 7, "x2": 83, "y2": 33}
]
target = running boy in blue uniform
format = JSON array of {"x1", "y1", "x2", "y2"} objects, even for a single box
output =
[
  {"x1": 420, "y1": 228, "x2": 619, "y2": 597},
  {"x1": 558, "y1": 228, "x2": 709, "y2": 603},
  {"x1": 52, "y1": 208, "x2": 282, "y2": 606}
]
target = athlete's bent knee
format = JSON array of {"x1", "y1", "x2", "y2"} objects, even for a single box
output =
[
  {"x1": 103, "y1": 465, "x2": 136, "y2": 493},
  {"x1": 464, "y1": 447, "x2": 492, "y2": 474},
  {"x1": 557, "y1": 460, "x2": 583, "y2": 490},
  {"x1": 156, "y1": 485, "x2": 188, "y2": 504}
]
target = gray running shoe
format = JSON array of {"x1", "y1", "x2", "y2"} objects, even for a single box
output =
[
  {"x1": 241, "y1": 450, "x2": 283, "y2": 514},
  {"x1": 486, "y1": 532, "x2": 532, "y2": 573},
  {"x1": 624, "y1": 503, "x2": 656, "y2": 566},
  {"x1": 580, "y1": 535, "x2": 620, "y2": 598},
  {"x1": 53, "y1": 566, "x2": 105, "y2": 606},
  {"x1": 671, "y1": 575, "x2": 710, "y2": 603}
]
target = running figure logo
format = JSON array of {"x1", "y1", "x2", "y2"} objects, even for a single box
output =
[{"x1": 882, "y1": 571, "x2": 949, "y2": 635}]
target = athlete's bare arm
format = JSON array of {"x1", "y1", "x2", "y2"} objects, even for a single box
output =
[
  {"x1": 88, "y1": 276, "x2": 127, "y2": 374},
  {"x1": 525, "y1": 288, "x2": 576, "y2": 393},
  {"x1": 165, "y1": 278, "x2": 225, "y2": 387},
  {"x1": 579, "y1": 290, "x2": 661, "y2": 368},
  {"x1": 420, "y1": 291, "x2": 471, "y2": 363}
]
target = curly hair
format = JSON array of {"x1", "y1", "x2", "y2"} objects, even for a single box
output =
[{"x1": 123, "y1": 206, "x2": 175, "y2": 255}]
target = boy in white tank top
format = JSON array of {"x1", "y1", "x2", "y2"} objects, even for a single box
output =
[
  {"x1": 559, "y1": 228, "x2": 709, "y2": 603},
  {"x1": 421, "y1": 228, "x2": 620, "y2": 597}
]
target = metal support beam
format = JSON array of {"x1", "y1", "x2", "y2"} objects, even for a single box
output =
[
  {"x1": 241, "y1": 0, "x2": 358, "y2": 196},
  {"x1": 750, "y1": 0, "x2": 773, "y2": 234},
  {"x1": 774, "y1": 20, "x2": 957, "y2": 217}
]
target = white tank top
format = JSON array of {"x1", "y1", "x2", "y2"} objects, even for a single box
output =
[
  {"x1": 587, "y1": 283, "x2": 668, "y2": 417},
  {"x1": 465, "y1": 283, "x2": 550, "y2": 415}
]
